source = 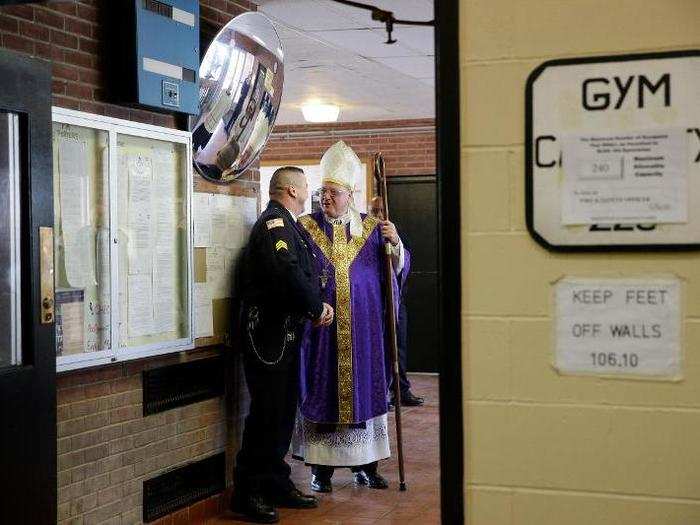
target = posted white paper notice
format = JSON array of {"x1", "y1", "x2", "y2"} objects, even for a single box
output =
[
  {"x1": 195, "y1": 282, "x2": 214, "y2": 338},
  {"x1": 127, "y1": 154, "x2": 153, "y2": 274},
  {"x1": 153, "y1": 247, "x2": 177, "y2": 334},
  {"x1": 58, "y1": 138, "x2": 93, "y2": 287},
  {"x1": 193, "y1": 192, "x2": 213, "y2": 247},
  {"x1": 206, "y1": 246, "x2": 233, "y2": 299},
  {"x1": 205, "y1": 194, "x2": 257, "y2": 299},
  {"x1": 561, "y1": 128, "x2": 687, "y2": 225},
  {"x1": 127, "y1": 274, "x2": 154, "y2": 337},
  {"x1": 555, "y1": 276, "x2": 681, "y2": 378}
]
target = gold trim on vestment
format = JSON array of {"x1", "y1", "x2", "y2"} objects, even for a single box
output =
[{"x1": 300, "y1": 215, "x2": 379, "y2": 424}]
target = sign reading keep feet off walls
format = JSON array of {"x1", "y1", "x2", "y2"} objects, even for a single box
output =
[{"x1": 554, "y1": 276, "x2": 682, "y2": 379}]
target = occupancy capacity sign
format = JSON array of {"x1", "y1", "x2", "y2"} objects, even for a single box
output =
[
  {"x1": 554, "y1": 276, "x2": 682, "y2": 379},
  {"x1": 561, "y1": 129, "x2": 687, "y2": 225}
]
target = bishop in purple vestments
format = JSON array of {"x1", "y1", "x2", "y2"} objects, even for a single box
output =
[{"x1": 292, "y1": 141, "x2": 410, "y2": 493}]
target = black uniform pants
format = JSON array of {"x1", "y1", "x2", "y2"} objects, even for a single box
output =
[{"x1": 234, "y1": 348, "x2": 300, "y2": 496}]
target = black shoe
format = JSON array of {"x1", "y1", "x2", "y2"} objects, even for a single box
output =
[
  {"x1": 230, "y1": 493, "x2": 279, "y2": 523},
  {"x1": 310, "y1": 474, "x2": 333, "y2": 493},
  {"x1": 354, "y1": 469, "x2": 389, "y2": 489},
  {"x1": 271, "y1": 487, "x2": 318, "y2": 509},
  {"x1": 391, "y1": 390, "x2": 425, "y2": 407}
]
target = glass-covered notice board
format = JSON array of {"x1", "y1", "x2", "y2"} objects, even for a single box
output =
[{"x1": 52, "y1": 107, "x2": 193, "y2": 372}]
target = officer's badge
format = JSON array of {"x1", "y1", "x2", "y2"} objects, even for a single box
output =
[
  {"x1": 266, "y1": 218, "x2": 284, "y2": 230},
  {"x1": 275, "y1": 240, "x2": 288, "y2": 251}
]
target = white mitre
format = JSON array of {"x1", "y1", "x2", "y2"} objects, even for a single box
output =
[{"x1": 320, "y1": 140, "x2": 363, "y2": 236}]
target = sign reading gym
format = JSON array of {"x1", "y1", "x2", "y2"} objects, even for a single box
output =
[{"x1": 526, "y1": 50, "x2": 700, "y2": 250}]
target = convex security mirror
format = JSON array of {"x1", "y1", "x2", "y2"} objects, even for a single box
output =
[{"x1": 191, "y1": 12, "x2": 284, "y2": 183}]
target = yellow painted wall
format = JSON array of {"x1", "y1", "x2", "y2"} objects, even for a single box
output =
[{"x1": 459, "y1": 1, "x2": 700, "y2": 523}]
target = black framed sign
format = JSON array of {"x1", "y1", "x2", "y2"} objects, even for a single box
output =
[{"x1": 526, "y1": 50, "x2": 700, "y2": 251}]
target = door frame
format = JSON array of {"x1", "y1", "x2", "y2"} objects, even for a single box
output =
[
  {"x1": 435, "y1": 2, "x2": 464, "y2": 523},
  {"x1": 0, "y1": 49, "x2": 56, "y2": 524}
]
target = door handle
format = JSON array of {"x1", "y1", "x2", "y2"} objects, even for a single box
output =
[{"x1": 39, "y1": 226, "x2": 54, "y2": 324}]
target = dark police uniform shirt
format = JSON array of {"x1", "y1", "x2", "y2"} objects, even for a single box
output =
[{"x1": 237, "y1": 200, "x2": 323, "y2": 362}]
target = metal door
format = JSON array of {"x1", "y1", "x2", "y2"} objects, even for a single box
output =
[
  {"x1": 387, "y1": 175, "x2": 439, "y2": 373},
  {"x1": 0, "y1": 50, "x2": 56, "y2": 524}
]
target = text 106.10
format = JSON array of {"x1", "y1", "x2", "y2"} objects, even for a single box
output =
[{"x1": 590, "y1": 352, "x2": 639, "y2": 368}]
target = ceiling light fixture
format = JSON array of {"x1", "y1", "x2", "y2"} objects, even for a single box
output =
[{"x1": 301, "y1": 102, "x2": 341, "y2": 123}]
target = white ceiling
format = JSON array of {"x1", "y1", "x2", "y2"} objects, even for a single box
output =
[{"x1": 253, "y1": 0, "x2": 435, "y2": 125}]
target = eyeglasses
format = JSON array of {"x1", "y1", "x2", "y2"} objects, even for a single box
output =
[{"x1": 319, "y1": 187, "x2": 349, "y2": 198}]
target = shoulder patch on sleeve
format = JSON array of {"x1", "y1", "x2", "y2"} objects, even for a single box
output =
[
  {"x1": 267, "y1": 218, "x2": 285, "y2": 230},
  {"x1": 275, "y1": 240, "x2": 288, "y2": 251}
]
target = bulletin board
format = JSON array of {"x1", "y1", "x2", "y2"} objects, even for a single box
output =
[
  {"x1": 259, "y1": 158, "x2": 374, "y2": 215},
  {"x1": 192, "y1": 172, "x2": 260, "y2": 348},
  {"x1": 52, "y1": 107, "x2": 193, "y2": 372},
  {"x1": 52, "y1": 109, "x2": 263, "y2": 363}
]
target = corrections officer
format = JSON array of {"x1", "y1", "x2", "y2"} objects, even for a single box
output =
[{"x1": 232, "y1": 167, "x2": 334, "y2": 523}]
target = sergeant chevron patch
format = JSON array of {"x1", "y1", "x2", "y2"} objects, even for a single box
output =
[{"x1": 275, "y1": 240, "x2": 288, "y2": 251}]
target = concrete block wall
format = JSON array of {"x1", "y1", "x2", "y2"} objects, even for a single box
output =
[{"x1": 459, "y1": 1, "x2": 700, "y2": 523}]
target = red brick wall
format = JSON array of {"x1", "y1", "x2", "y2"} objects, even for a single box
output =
[
  {"x1": 0, "y1": 2, "x2": 253, "y2": 524},
  {"x1": 55, "y1": 350, "x2": 246, "y2": 525},
  {"x1": 262, "y1": 119, "x2": 436, "y2": 177}
]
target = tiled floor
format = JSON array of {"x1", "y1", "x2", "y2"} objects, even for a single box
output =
[{"x1": 208, "y1": 374, "x2": 441, "y2": 524}]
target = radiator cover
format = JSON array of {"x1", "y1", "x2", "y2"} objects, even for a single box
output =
[
  {"x1": 142, "y1": 356, "x2": 224, "y2": 416},
  {"x1": 143, "y1": 452, "x2": 225, "y2": 522}
]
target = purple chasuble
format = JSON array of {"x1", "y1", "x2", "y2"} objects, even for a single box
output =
[{"x1": 298, "y1": 211, "x2": 411, "y2": 425}]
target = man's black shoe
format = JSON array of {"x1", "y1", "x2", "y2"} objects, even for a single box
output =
[
  {"x1": 390, "y1": 390, "x2": 425, "y2": 407},
  {"x1": 230, "y1": 493, "x2": 279, "y2": 523},
  {"x1": 271, "y1": 487, "x2": 318, "y2": 509},
  {"x1": 353, "y1": 469, "x2": 389, "y2": 489},
  {"x1": 310, "y1": 474, "x2": 333, "y2": 493}
]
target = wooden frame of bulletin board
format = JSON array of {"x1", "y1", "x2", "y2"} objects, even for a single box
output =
[
  {"x1": 192, "y1": 170, "x2": 260, "y2": 349},
  {"x1": 259, "y1": 157, "x2": 375, "y2": 214}
]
